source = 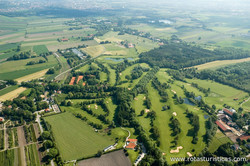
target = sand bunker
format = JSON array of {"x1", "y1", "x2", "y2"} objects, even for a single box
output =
[
  {"x1": 95, "y1": 104, "x2": 98, "y2": 109},
  {"x1": 143, "y1": 96, "x2": 146, "y2": 100},
  {"x1": 187, "y1": 152, "x2": 192, "y2": 157},
  {"x1": 173, "y1": 112, "x2": 177, "y2": 116},
  {"x1": 170, "y1": 146, "x2": 183, "y2": 153},
  {"x1": 134, "y1": 97, "x2": 138, "y2": 100},
  {"x1": 88, "y1": 105, "x2": 91, "y2": 108},
  {"x1": 145, "y1": 109, "x2": 150, "y2": 113},
  {"x1": 171, "y1": 90, "x2": 176, "y2": 94}
]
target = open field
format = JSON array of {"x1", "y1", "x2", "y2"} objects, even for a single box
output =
[
  {"x1": 33, "y1": 45, "x2": 49, "y2": 55},
  {"x1": 44, "y1": 112, "x2": 114, "y2": 161},
  {"x1": 0, "y1": 55, "x2": 58, "y2": 80},
  {"x1": 15, "y1": 69, "x2": 49, "y2": 83},
  {"x1": 192, "y1": 57, "x2": 250, "y2": 70},
  {"x1": 78, "y1": 150, "x2": 131, "y2": 166},
  {"x1": 0, "y1": 85, "x2": 19, "y2": 96},
  {"x1": 0, "y1": 148, "x2": 21, "y2": 166},
  {"x1": 81, "y1": 45, "x2": 106, "y2": 57},
  {"x1": 0, "y1": 87, "x2": 26, "y2": 101}
]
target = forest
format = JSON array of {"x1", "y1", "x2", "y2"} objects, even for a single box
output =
[{"x1": 139, "y1": 42, "x2": 250, "y2": 69}]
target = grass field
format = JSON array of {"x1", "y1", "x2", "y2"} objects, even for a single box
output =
[
  {"x1": 81, "y1": 45, "x2": 106, "y2": 57},
  {"x1": 0, "y1": 43, "x2": 19, "y2": 52},
  {"x1": 16, "y1": 69, "x2": 49, "y2": 83},
  {"x1": 33, "y1": 45, "x2": 49, "y2": 55},
  {"x1": 192, "y1": 57, "x2": 250, "y2": 70},
  {"x1": 0, "y1": 148, "x2": 21, "y2": 166},
  {"x1": 0, "y1": 55, "x2": 58, "y2": 80},
  {"x1": 208, "y1": 130, "x2": 232, "y2": 153},
  {"x1": 0, "y1": 85, "x2": 19, "y2": 96},
  {"x1": 44, "y1": 112, "x2": 114, "y2": 161},
  {"x1": 0, "y1": 87, "x2": 26, "y2": 101},
  {"x1": 186, "y1": 78, "x2": 249, "y2": 111}
]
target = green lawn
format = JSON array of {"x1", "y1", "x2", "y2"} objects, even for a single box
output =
[{"x1": 44, "y1": 112, "x2": 114, "y2": 161}]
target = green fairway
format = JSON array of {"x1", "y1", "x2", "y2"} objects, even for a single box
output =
[{"x1": 44, "y1": 112, "x2": 114, "y2": 161}]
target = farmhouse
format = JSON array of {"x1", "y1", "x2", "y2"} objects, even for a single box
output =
[
  {"x1": 61, "y1": 38, "x2": 69, "y2": 42},
  {"x1": 239, "y1": 135, "x2": 250, "y2": 141},
  {"x1": 126, "y1": 139, "x2": 138, "y2": 150},
  {"x1": 216, "y1": 120, "x2": 231, "y2": 132},
  {"x1": 0, "y1": 117, "x2": 5, "y2": 122},
  {"x1": 223, "y1": 108, "x2": 234, "y2": 117}
]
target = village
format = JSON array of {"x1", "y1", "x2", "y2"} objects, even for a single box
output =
[{"x1": 216, "y1": 108, "x2": 250, "y2": 151}]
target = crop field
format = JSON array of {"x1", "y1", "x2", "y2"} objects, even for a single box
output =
[
  {"x1": 0, "y1": 148, "x2": 21, "y2": 166},
  {"x1": 0, "y1": 55, "x2": 58, "y2": 80},
  {"x1": 81, "y1": 45, "x2": 106, "y2": 57},
  {"x1": 44, "y1": 112, "x2": 114, "y2": 161},
  {"x1": 0, "y1": 85, "x2": 19, "y2": 96},
  {"x1": 25, "y1": 144, "x2": 40, "y2": 166},
  {"x1": 0, "y1": 87, "x2": 26, "y2": 101},
  {"x1": 97, "y1": 31, "x2": 158, "y2": 53},
  {"x1": 0, "y1": 43, "x2": 19, "y2": 52},
  {"x1": 33, "y1": 45, "x2": 49, "y2": 55},
  {"x1": 16, "y1": 69, "x2": 49, "y2": 83},
  {"x1": 193, "y1": 57, "x2": 250, "y2": 70}
]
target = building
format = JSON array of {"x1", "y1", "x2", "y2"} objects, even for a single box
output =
[
  {"x1": 239, "y1": 135, "x2": 250, "y2": 141},
  {"x1": 231, "y1": 144, "x2": 241, "y2": 150},
  {"x1": 216, "y1": 120, "x2": 231, "y2": 132},
  {"x1": 103, "y1": 145, "x2": 114, "y2": 152},
  {"x1": 0, "y1": 117, "x2": 5, "y2": 122},
  {"x1": 223, "y1": 108, "x2": 233, "y2": 117},
  {"x1": 61, "y1": 38, "x2": 68, "y2": 42},
  {"x1": 126, "y1": 139, "x2": 138, "y2": 150}
]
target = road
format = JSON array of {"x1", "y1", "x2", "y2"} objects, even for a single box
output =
[
  {"x1": 54, "y1": 52, "x2": 101, "y2": 80},
  {"x1": 120, "y1": 127, "x2": 130, "y2": 148},
  {"x1": 240, "y1": 97, "x2": 250, "y2": 107}
]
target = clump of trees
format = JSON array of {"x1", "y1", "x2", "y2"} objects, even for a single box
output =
[{"x1": 186, "y1": 109, "x2": 200, "y2": 144}]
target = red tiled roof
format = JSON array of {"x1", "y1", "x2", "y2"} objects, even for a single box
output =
[
  {"x1": 223, "y1": 108, "x2": 233, "y2": 116},
  {"x1": 127, "y1": 139, "x2": 137, "y2": 143},
  {"x1": 216, "y1": 120, "x2": 230, "y2": 131},
  {"x1": 69, "y1": 77, "x2": 76, "y2": 85},
  {"x1": 126, "y1": 142, "x2": 136, "y2": 149},
  {"x1": 239, "y1": 135, "x2": 250, "y2": 141},
  {"x1": 61, "y1": 38, "x2": 68, "y2": 41}
]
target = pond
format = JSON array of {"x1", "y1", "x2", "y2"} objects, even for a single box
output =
[
  {"x1": 183, "y1": 98, "x2": 195, "y2": 106},
  {"x1": 105, "y1": 57, "x2": 134, "y2": 62},
  {"x1": 204, "y1": 115, "x2": 209, "y2": 119}
]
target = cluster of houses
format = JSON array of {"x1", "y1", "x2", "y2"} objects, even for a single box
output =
[{"x1": 216, "y1": 108, "x2": 250, "y2": 150}]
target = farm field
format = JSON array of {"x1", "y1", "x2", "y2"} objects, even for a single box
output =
[
  {"x1": 192, "y1": 57, "x2": 250, "y2": 70},
  {"x1": 0, "y1": 148, "x2": 21, "y2": 166},
  {"x1": 44, "y1": 112, "x2": 114, "y2": 161},
  {"x1": 33, "y1": 45, "x2": 49, "y2": 55},
  {"x1": 0, "y1": 87, "x2": 26, "y2": 101},
  {"x1": 81, "y1": 45, "x2": 106, "y2": 57},
  {"x1": 0, "y1": 55, "x2": 58, "y2": 80},
  {"x1": 0, "y1": 85, "x2": 19, "y2": 96},
  {"x1": 15, "y1": 69, "x2": 49, "y2": 83},
  {"x1": 25, "y1": 144, "x2": 40, "y2": 166}
]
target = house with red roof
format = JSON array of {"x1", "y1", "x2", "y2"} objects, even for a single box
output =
[
  {"x1": 61, "y1": 38, "x2": 68, "y2": 42},
  {"x1": 239, "y1": 135, "x2": 250, "y2": 141},
  {"x1": 216, "y1": 120, "x2": 231, "y2": 132},
  {"x1": 223, "y1": 108, "x2": 233, "y2": 117},
  {"x1": 126, "y1": 138, "x2": 138, "y2": 150}
]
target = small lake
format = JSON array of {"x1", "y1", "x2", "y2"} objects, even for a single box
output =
[
  {"x1": 204, "y1": 115, "x2": 209, "y2": 119},
  {"x1": 183, "y1": 98, "x2": 195, "y2": 106},
  {"x1": 105, "y1": 57, "x2": 134, "y2": 62}
]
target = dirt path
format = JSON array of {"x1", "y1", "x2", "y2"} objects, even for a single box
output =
[
  {"x1": 33, "y1": 123, "x2": 43, "y2": 165},
  {"x1": 120, "y1": 127, "x2": 130, "y2": 148},
  {"x1": 17, "y1": 126, "x2": 27, "y2": 166},
  {"x1": 241, "y1": 97, "x2": 250, "y2": 107}
]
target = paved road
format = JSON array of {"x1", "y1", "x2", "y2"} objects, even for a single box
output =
[{"x1": 120, "y1": 127, "x2": 130, "y2": 148}]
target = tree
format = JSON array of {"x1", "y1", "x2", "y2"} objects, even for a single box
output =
[
  {"x1": 96, "y1": 150, "x2": 103, "y2": 157},
  {"x1": 46, "y1": 68, "x2": 55, "y2": 74},
  {"x1": 67, "y1": 101, "x2": 72, "y2": 106},
  {"x1": 140, "y1": 110, "x2": 145, "y2": 116},
  {"x1": 43, "y1": 140, "x2": 53, "y2": 149},
  {"x1": 47, "y1": 148, "x2": 58, "y2": 159},
  {"x1": 41, "y1": 131, "x2": 50, "y2": 140}
]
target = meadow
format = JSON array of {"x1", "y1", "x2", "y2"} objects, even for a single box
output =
[
  {"x1": 0, "y1": 55, "x2": 58, "y2": 80},
  {"x1": 44, "y1": 112, "x2": 114, "y2": 161},
  {"x1": 33, "y1": 45, "x2": 49, "y2": 55},
  {"x1": 208, "y1": 130, "x2": 232, "y2": 153}
]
